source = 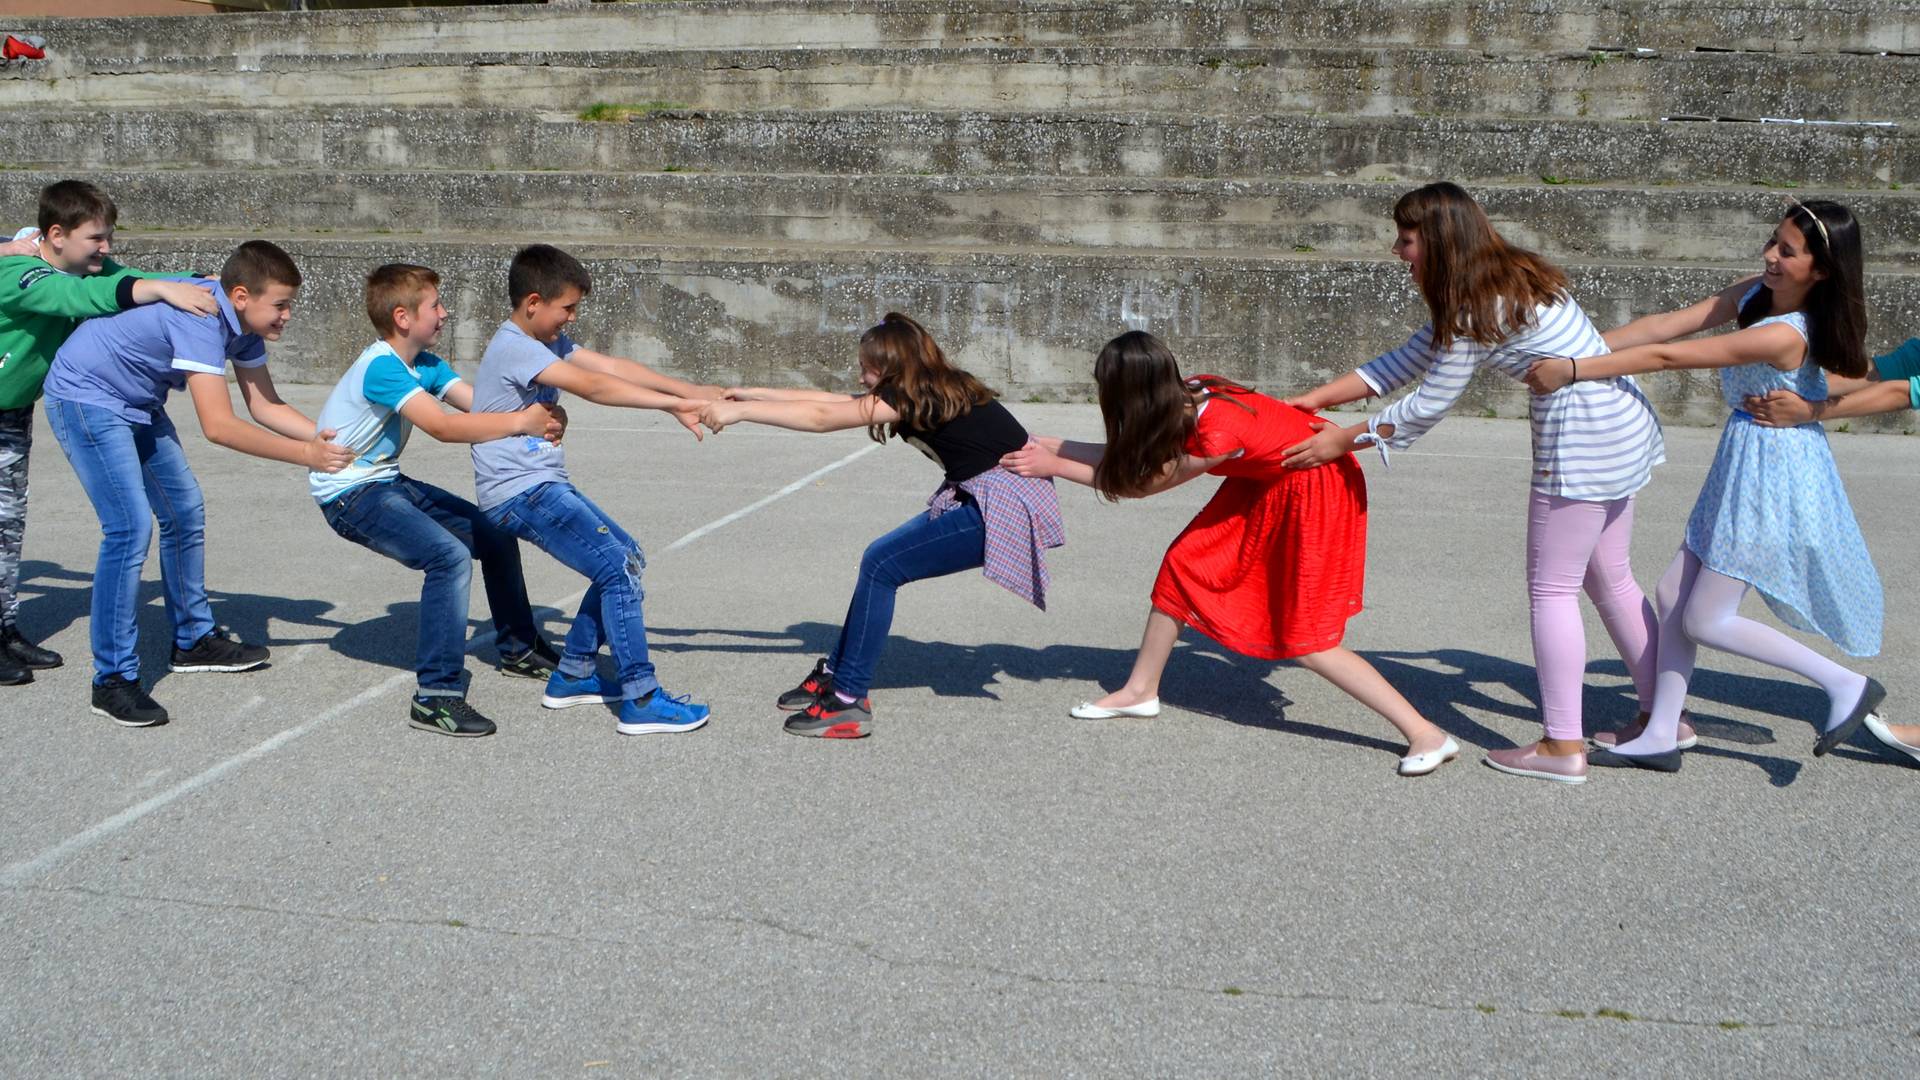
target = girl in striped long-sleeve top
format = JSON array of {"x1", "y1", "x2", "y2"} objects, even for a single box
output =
[
  {"x1": 1283, "y1": 182, "x2": 1668, "y2": 785},
  {"x1": 699, "y1": 312, "x2": 1062, "y2": 741}
]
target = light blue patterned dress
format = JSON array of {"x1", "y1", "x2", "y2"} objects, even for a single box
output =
[{"x1": 1683, "y1": 307, "x2": 1882, "y2": 656}]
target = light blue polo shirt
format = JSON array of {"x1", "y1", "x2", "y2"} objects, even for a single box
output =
[
  {"x1": 1872, "y1": 337, "x2": 1920, "y2": 410},
  {"x1": 470, "y1": 320, "x2": 574, "y2": 511},
  {"x1": 42, "y1": 278, "x2": 266, "y2": 423},
  {"x1": 309, "y1": 340, "x2": 462, "y2": 504}
]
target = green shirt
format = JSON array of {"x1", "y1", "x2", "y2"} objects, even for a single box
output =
[
  {"x1": 1872, "y1": 337, "x2": 1920, "y2": 411},
  {"x1": 0, "y1": 254, "x2": 146, "y2": 411}
]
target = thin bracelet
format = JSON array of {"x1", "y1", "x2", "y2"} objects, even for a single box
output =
[{"x1": 1570, "y1": 358, "x2": 1578, "y2": 383}]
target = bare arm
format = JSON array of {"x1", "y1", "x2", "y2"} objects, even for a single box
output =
[
  {"x1": 187, "y1": 373, "x2": 353, "y2": 471},
  {"x1": 533, "y1": 360, "x2": 705, "y2": 438},
  {"x1": 398, "y1": 392, "x2": 556, "y2": 445},
  {"x1": 725, "y1": 385, "x2": 858, "y2": 403},
  {"x1": 567, "y1": 345, "x2": 724, "y2": 399},
  {"x1": 129, "y1": 278, "x2": 220, "y2": 317},
  {"x1": 1286, "y1": 371, "x2": 1379, "y2": 412},
  {"x1": 1601, "y1": 275, "x2": 1756, "y2": 351},
  {"x1": 1525, "y1": 322, "x2": 1807, "y2": 394},
  {"x1": 700, "y1": 394, "x2": 897, "y2": 434},
  {"x1": 234, "y1": 364, "x2": 322, "y2": 440},
  {"x1": 1746, "y1": 379, "x2": 1912, "y2": 426}
]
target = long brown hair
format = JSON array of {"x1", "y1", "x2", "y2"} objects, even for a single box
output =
[
  {"x1": 1736, "y1": 200, "x2": 1869, "y2": 378},
  {"x1": 860, "y1": 312, "x2": 996, "y2": 443},
  {"x1": 1090, "y1": 330, "x2": 1251, "y2": 500},
  {"x1": 1394, "y1": 181, "x2": 1569, "y2": 350}
]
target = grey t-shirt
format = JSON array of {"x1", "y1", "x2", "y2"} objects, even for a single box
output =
[{"x1": 471, "y1": 320, "x2": 574, "y2": 511}]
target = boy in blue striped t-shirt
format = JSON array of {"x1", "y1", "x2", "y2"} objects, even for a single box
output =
[{"x1": 312, "y1": 263, "x2": 564, "y2": 738}]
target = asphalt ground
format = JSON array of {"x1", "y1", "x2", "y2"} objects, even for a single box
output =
[{"x1": 2, "y1": 389, "x2": 1916, "y2": 1078}]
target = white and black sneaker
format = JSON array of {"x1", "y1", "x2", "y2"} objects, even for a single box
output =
[
  {"x1": 91, "y1": 675, "x2": 168, "y2": 727},
  {"x1": 409, "y1": 696, "x2": 497, "y2": 738},
  {"x1": 169, "y1": 628, "x2": 269, "y2": 673}
]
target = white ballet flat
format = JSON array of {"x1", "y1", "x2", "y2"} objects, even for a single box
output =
[
  {"x1": 1398, "y1": 735, "x2": 1461, "y2": 777},
  {"x1": 1864, "y1": 713, "x2": 1920, "y2": 766},
  {"x1": 1069, "y1": 697, "x2": 1162, "y2": 719}
]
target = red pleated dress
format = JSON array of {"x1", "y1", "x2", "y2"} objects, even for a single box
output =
[{"x1": 1149, "y1": 383, "x2": 1368, "y2": 660}]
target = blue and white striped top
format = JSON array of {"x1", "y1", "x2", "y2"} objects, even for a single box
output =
[{"x1": 1357, "y1": 296, "x2": 1666, "y2": 502}]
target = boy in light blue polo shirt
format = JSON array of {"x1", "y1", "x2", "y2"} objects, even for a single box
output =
[
  {"x1": 313, "y1": 263, "x2": 563, "y2": 738},
  {"x1": 43, "y1": 240, "x2": 353, "y2": 728}
]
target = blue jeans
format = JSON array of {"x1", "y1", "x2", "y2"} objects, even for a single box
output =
[
  {"x1": 484, "y1": 481, "x2": 658, "y2": 701},
  {"x1": 44, "y1": 398, "x2": 215, "y2": 684},
  {"x1": 322, "y1": 475, "x2": 538, "y2": 697},
  {"x1": 828, "y1": 502, "x2": 987, "y2": 699}
]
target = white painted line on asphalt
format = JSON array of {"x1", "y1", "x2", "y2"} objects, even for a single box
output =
[
  {"x1": 0, "y1": 689, "x2": 377, "y2": 889},
  {"x1": 662, "y1": 442, "x2": 880, "y2": 554},
  {"x1": 0, "y1": 443, "x2": 881, "y2": 889}
]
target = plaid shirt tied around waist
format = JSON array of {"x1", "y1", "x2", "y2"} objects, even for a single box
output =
[{"x1": 925, "y1": 466, "x2": 1065, "y2": 610}]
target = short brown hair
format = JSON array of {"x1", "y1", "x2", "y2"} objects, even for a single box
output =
[
  {"x1": 38, "y1": 179, "x2": 117, "y2": 235},
  {"x1": 365, "y1": 263, "x2": 441, "y2": 336},
  {"x1": 219, "y1": 239, "x2": 302, "y2": 295}
]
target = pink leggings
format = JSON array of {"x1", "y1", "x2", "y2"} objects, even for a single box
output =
[{"x1": 1525, "y1": 492, "x2": 1658, "y2": 741}]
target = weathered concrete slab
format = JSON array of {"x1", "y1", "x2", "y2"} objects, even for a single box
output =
[
  {"x1": 2, "y1": 46, "x2": 1913, "y2": 122},
  {"x1": 10, "y1": 0, "x2": 1917, "y2": 60},
  {"x1": 11, "y1": 170, "x2": 1915, "y2": 268},
  {"x1": 105, "y1": 234, "x2": 1920, "y2": 429},
  {"x1": 3, "y1": 108, "x2": 1910, "y2": 189}
]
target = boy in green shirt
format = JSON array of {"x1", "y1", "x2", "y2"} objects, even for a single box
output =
[{"x1": 0, "y1": 179, "x2": 217, "y2": 686}]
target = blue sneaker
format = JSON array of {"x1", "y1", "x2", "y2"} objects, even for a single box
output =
[
  {"x1": 616, "y1": 689, "x2": 711, "y2": 736},
  {"x1": 541, "y1": 670, "x2": 623, "y2": 709}
]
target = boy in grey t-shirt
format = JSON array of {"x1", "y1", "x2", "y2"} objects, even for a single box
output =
[{"x1": 471, "y1": 244, "x2": 716, "y2": 735}]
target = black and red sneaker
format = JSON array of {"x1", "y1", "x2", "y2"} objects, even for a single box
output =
[
  {"x1": 776, "y1": 658, "x2": 833, "y2": 711},
  {"x1": 784, "y1": 694, "x2": 871, "y2": 739}
]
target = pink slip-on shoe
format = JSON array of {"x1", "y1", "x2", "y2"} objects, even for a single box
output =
[{"x1": 1483, "y1": 744, "x2": 1588, "y2": 784}]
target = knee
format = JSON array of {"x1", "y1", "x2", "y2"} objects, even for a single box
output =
[
  {"x1": 596, "y1": 543, "x2": 645, "y2": 596},
  {"x1": 105, "y1": 513, "x2": 152, "y2": 552},
  {"x1": 857, "y1": 543, "x2": 904, "y2": 588},
  {"x1": 423, "y1": 538, "x2": 472, "y2": 580},
  {"x1": 1679, "y1": 600, "x2": 1721, "y2": 645}
]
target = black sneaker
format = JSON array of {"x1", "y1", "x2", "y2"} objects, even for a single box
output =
[
  {"x1": 169, "y1": 627, "x2": 269, "y2": 673},
  {"x1": 497, "y1": 638, "x2": 561, "y2": 680},
  {"x1": 408, "y1": 696, "x2": 497, "y2": 738},
  {"x1": 2, "y1": 626, "x2": 62, "y2": 670},
  {"x1": 784, "y1": 694, "x2": 872, "y2": 739},
  {"x1": 91, "y1": 675, "x2": 168, "y2": 727},
  {"x1": 777, "y1": 658, "x2": 833, "y2": 711},
  {"x1": 0, "y1": 651, "x2": 28, "y2": 686}
]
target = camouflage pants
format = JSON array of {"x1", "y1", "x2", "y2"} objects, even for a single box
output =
[{"x1": 0, "y1": 405, "x2": 30, "y2": 630}]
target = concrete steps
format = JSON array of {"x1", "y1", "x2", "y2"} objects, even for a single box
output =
[
  {"x1": 6, "y1": 46, "x2": 1914, "y2": 122},
  {"x1": 2, "y1": 1, "x2": 1916, "y2": 418},
  {"x1": 13, "y1": 1, "x2": 1917, "y2": 59},
  {"x1": 13, "y1": 169, "x2": 1916, "y2": 269},
  {"x1": 3, "y1": 108, "x2": 1910, "y2": 189}
]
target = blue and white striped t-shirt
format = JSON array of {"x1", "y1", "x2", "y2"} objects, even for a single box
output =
[{"x1": 1357, "y1": 296, "x2": 1665, "y2": 502}]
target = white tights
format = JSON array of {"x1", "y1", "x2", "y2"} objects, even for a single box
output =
[{"x1": 1616, "y1": 548, "x2": 1867, "y2": 755}]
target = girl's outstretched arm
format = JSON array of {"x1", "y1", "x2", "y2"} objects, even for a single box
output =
[
  {"x1": 1000, "y1": 439, "x2": 1100, "y2": 486},
  {"x1": 1002, "y1": 440, "x2": 1228, "y2": 495},
  {"x1": 1524, "y1": 321, "x2": 1807, "y2": 395},
  {"x1": 723, "y1": 386, "x2": 857, "y2": 403},
  {"x1": 700, "y1": 394, "x2": 898, "y2": 434},
  {"x1": 1601, "y1": 274, "x2": 1756, "y2": 351},
  {"x1": 1286, "y1": 371, "x2": 1379, "y2": 412}
]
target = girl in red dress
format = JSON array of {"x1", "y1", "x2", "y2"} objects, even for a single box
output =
[{"x1": 1003, "y1": 331, "x2": 1456, "y2": 775}]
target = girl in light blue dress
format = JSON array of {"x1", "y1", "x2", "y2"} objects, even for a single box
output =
[{"x1": 1522, "y1": 200, "x2": 1885, "y2": 770}]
